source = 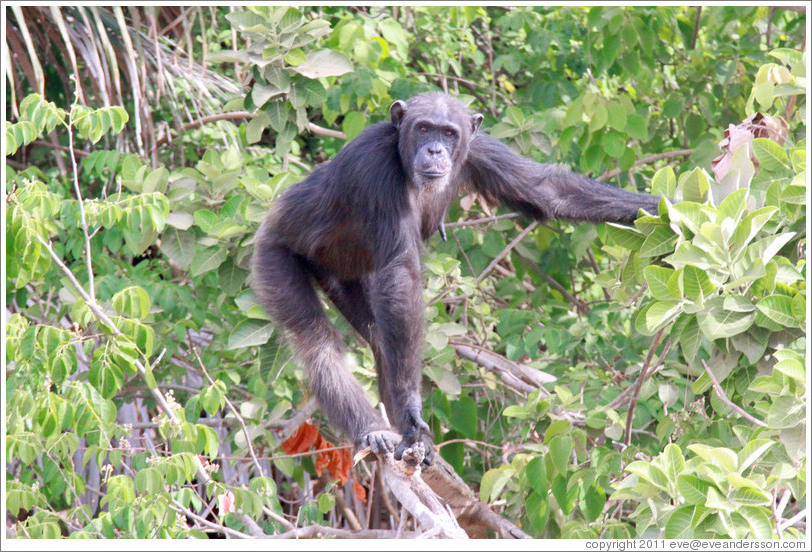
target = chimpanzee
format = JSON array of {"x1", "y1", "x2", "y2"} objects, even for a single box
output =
[{"x1": 252, "y1": 93, "x2": 660, "y2": 466}]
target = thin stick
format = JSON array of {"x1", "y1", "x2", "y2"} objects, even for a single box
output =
[
  {"x1": 701, "y1": 359, "x2": 767, "y2": 427},
  {"x1": 191, "y1": 345, "x2": 265, "y2": 478},
  {"x1": 66, "y1": 88, "x2": 97, "y2": 302},
  {"x1": 477, "y1": 220, "x2": 538, "y2": 283},
  {"x1": 624, "y1": 330, "x2": 667, "y2": 447},
  {"x1": 598, "y1": 149, "x2": 694, "y2": 182},
  {"x1": 777, "y1": 508, "x2": 807, "y2": 532},
  {"x1": 444, "y1": 212, "x2": 519, "y2": 229},
  {"x1": 169, "y1": 499, "x2": 252, "y2": 539}
]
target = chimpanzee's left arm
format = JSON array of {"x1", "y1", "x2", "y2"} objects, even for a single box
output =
[{"x1": 463, "y1": 134, "x2": 660, "y2": 224}]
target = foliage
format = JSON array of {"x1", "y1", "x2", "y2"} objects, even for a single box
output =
[{"x1": 4, "y1": 5, "x2": 806, "y2": 540}]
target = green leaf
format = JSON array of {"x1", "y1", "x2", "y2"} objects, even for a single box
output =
[
  {"x1": 550, "y1": 475, "x2": 577, "y2": 514},
  {"x1": 160, "y1": 229, "x2": 195, "y2": 269},
  {"x1": 291, "y1": 50, "x2": 353, "y2": 79},
  {"x1": 227, "y1": 319, "x2": 273, "y2": 349},
  {"x1": 738, "y1": 506, "x2": 773, "y2": 539},
  {"x1": 697, "y1": 298, "x2": 755, "y2": 340},
  {"x1": 190, "y1": 246, "x2": 228, "y2": 277},
  {"x1": 525, "y1": 456, "x2": 548, "y2": 495},
  {"x1": 668, "y1": 201, "x2": 707, "y2": 235},
  {"x1": 766, "y1": 396, "x2": 805, "y2": 429},
  {"x1": 112, "y1": 286, "x2": 151, "y2": 320},
  {"x1": 626, "y1": 113, "x2": 647, "y2": 140},
  {"x1": 479, "y1": 467, "x2": 513, "y2": 503},
  {"x1": 317, "y1": 492, "x2": 335, "y2": 514},
  {"x1": 733, "y1": 206, "x2": 779, "y2": 252},
  {"x1": 503, "y1": 405, "x2": 533, "y2": 419},
  {"x1": 755, "y1": 295, "x2": 797, "y2": 327},
  {"x1": 448, "y1": 396, "x2": 477, "y2": 438},
  {"x1": 662, "y1": 444, "x2": 685, "y2": 484},
  {"x1": 644, "y1": 266, "x2": 679, "y2": 300},
  {"x1": 682, "y1": 265, "x2": 715, "y2": 302},
  {"x1": 342, "y1": 112, "x2": 367, "y2": 141},
  {"x1": 679, "y1": 316, "x2": 702, "y2": 361},
  {"x1": 525, "y1": 491, "x2": 550, "y2": 532},
  {"x1": 587, "y1": 102, "x2": 608, "y2": 132},
  {"x1": 679, "y1": 168, "x2": 709, "y2": 203},
  {"x1": 639, "y1": 225, "x2": 677, "y2": 257},
  {"x1": 752, "y1": 138, "x2": 789, "y2": 172},
  {"x1": 548, "y1": 435, "x2": 572, "y2": 476},
  {"x1": 581, "y1": 485, "x2": 606, "y2": 522},
  {"x1": 664, "y1": 505, "x2": 695, "y2": 539},
  {"x1": 134, "y1": 467, "x2": 164, "y2": 494},
  {"x1": 605, "y1": 223, "x2": 645, "y2": 250},
  {"x1": 626, "y1": 461, "x2": 669, "y2": 490},
  {"x1": 645, "y1": 300, "x2": 681, "y2": 333},
  {"x1": 774, "y1": 356, "x2": 805, "y2": 384},
  {"x1": 678, "y1": 474, "x2": 712, "y2": 504},
  {"x1": 651, "y1": 166, "x2": 676, "y2": 198},
  {"x1": 730, "y1": 487, "x2": 771, "y2": 506}
]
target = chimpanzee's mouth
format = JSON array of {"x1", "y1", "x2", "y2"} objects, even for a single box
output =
[{"x1": 419, "y1": 170, "x2": 450, "y2": 179}]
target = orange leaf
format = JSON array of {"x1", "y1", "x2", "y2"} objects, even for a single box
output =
[
  {"x1": 281, "y1": 422, "x2": 320, "y2": 454},
  {"x1": 352, "y1": 479, "x2": 367, "y2": 503}
]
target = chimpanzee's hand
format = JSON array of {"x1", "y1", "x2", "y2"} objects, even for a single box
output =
[
  {"x1": 359, "y1": 429, "x2": 400, "y2": 455},
  {"x1": 394, "y1": 406, "x2": 433, "y2": 467}
]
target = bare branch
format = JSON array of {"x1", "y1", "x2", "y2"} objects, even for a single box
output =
[
  {"x1": 598, "y1": 149, "x2": 694, "y2": 182},
  {"x1": 477, "y1": 220, "x2": 538, "y2": 283},
  {"x1": 701, "y1": 359, "x2": 767, "y2": 427},
  {"x1": 150, "y1": 110, "x2": 346, "y2": 152},
  {"x1": 624, "y1": 331, "x2": 669, "y2": 447}
]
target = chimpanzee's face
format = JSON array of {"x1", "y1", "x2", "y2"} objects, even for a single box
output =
[{"x1": 390, "y1": 94, "x2": 483, "y2": 189}]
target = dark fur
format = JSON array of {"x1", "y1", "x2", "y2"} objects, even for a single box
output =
[{"x1": 252, "y1": 93, "x2": 660, "y2": 465}]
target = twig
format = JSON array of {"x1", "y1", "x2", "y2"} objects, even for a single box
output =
[
  {"x1": 701, "y1": 359, "x2": 767, "y2": 427},
  {"x1": 67, "y1": 87, "x2": 97, "y2": 303},
  {"x1": 275, "y1": 398, "x2": 319, "y2": 443},
  {"x1": 168, "y1": 499, "x2": 253, "y2": 539},
  {"x1": 150, "y1": 110, "x2": 346, "y2": 152},
  {"x1": 453, "y1": 342, "x2": 555, "y2": 394},
  {"x1": 267, "y1": 525, "x2": 420, "y2": 539},
  {"x1": 191, "y1": 344, "x2": 266, "y2": 478},
  {"x1": 690, "y1": 7, "x2": 702, "y2": 50},
  {"x1": 444, "y1": 212, "x2": 519, "y2": 229},
  {"x1": 477, "y1": 221, "x2": 538, "y2": 283},
  {"x1": 623, "y1": 330, "x2": 668, "y2": 447},
  {"x1": 597, "y1": 149, "x2": 694, "y2": 182},
  {"x1": 778, "y1": 508, "x2": 807, "y2": 532},
  {"x1": 512, "y1": 249, "x2": 590, "y2": 315},
  {"x1": 335, "y1": 492, "x2": 363, "y2": 531}
]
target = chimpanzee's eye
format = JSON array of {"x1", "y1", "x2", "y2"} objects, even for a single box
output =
[
  {"x1": 445, "y1": 130, "x2": 455, "y2": 137},
  {"x1": 419, "y1": 126, "x2": 428, "y2": 133}
]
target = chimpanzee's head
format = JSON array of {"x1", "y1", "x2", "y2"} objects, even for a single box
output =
[{"x1": 390, "y1": 93, "x2": 484, "y2": 189}]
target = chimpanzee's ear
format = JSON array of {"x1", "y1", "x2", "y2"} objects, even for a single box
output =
[
  {"x1": 390, "y1": 100, "x2": 407, "y2": 129},
  {"x1": 471, "y1": 113, "x2": 484, "y2": 135}
]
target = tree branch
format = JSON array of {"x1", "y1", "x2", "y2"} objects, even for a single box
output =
[
  {"x1": 477, "y1": 220, "x2": 538, "y2": 283},
  {"x1": 624, "y1": 330, "x2": 669, "y2": 447},
  {"x1": 150, "y1": 110, "x2": 346, "y2": 152},
  {"x1": 701, "y1": 359, "x2": 767, "y2": 427},
  {"x1": 598, "y1": 149, "x2": 694, "y2": 182}
]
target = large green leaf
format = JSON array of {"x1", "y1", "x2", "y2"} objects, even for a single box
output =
[
  {"x1": 697, "y1": 298, "x2": 755, "y2": 340},
  {"x1": 755, "y1": 295, "x2": 797, "y2": 327},
  {"x1": 291, "y1": 50, "x2": 353, "y2": 78},
  {"x1": 664, "y1": 505, "x2": 695, "y2": 538},
  {"x1": 227, "y1": 319, "x2": 273, "y2": 350}
]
